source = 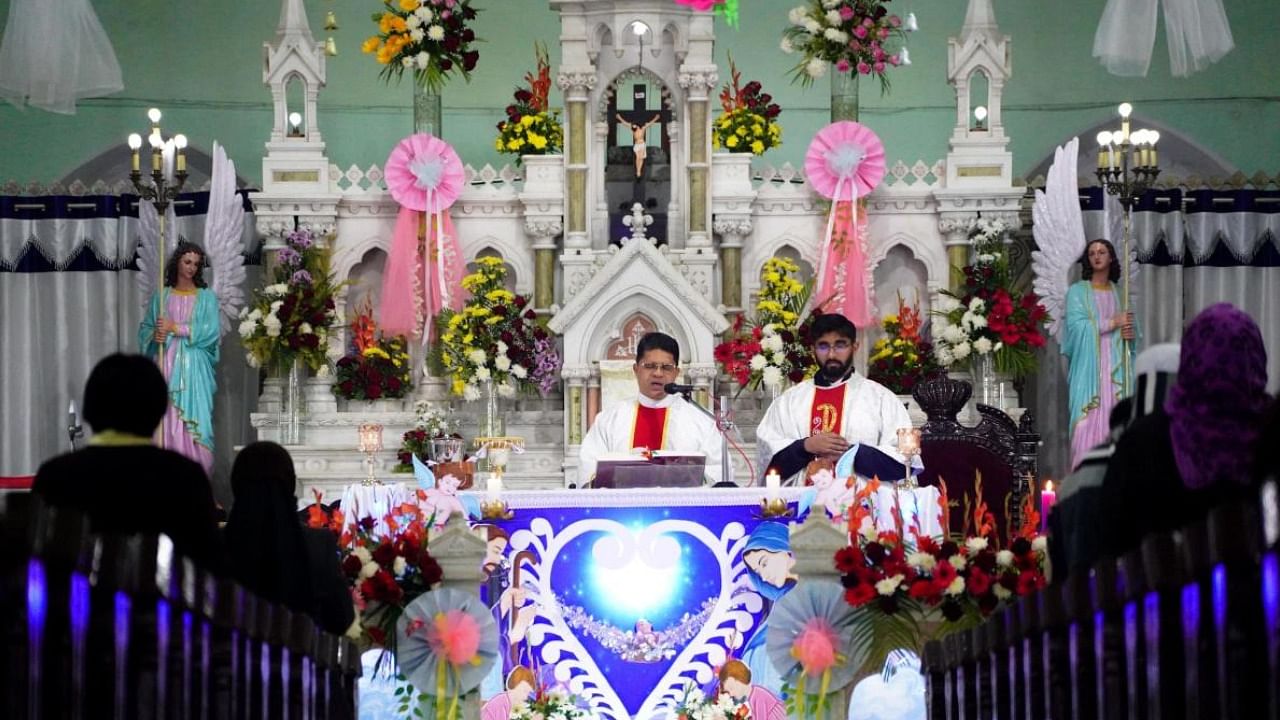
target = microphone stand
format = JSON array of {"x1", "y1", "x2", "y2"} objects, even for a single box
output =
[
  {"x1": 67, "y1": 400, "x2": 84, "y2": 451},
  {"x1": 673, "y1": 390, "x2": 742, "y2": 487}
]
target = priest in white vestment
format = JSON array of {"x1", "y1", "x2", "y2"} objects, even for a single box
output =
[
  {"x1": 579, "y1": 332, "x2": 726, "y2": 486},
  {"x1": 756, "y1": 313, "x2": 916, "y2": 482}
]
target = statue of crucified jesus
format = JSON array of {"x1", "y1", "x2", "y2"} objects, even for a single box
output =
[{"x1": 616, "y1": 112, "x2": 661, "y2": 178}]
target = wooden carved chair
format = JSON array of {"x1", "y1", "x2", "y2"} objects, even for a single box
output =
[{"x1": 911, "y1": 377, "x2": 1039, "y2": 538}]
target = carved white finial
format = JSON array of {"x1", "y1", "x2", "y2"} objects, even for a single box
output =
[{"x1": 620, "y1": 202, "x2": 654, "y2": 243}]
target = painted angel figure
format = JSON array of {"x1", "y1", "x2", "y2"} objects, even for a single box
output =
[
  {"x1": 137, "y1": 141, "x2": 245, "y2": 476},
  {"x1": 1031, "y1": 138, "x2": 1138, "y2": 470}
]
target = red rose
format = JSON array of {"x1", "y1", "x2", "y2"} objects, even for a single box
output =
[
  {"x1": 341, "y1": 554, "x2": 363, "y2": 578},
  {"x1": 372, "y1": 541, "x2": 396, "y2": 567},
  {"x1": 418, "y1": 554, "x2": 444, "y2": 586}
]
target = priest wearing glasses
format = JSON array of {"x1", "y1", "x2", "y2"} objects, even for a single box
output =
[
  {"x1": 578, "y1": 332, "x2": 725, "y2": 486},
  {"x1": 756, "y1": 313, "x2": 917, "y2": 483}
]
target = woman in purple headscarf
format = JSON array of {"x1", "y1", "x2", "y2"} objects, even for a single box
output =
[{"x1": 1099, "y1": 303, "x2": 1272, "y2": 558}]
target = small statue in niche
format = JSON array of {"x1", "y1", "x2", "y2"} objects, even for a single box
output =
[{"x1": 616, "y1": 112, "x2": 661, "y2": 178}]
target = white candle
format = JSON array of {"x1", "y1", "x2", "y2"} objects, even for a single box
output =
[
  {"x1": 765, "y1": 469, "x2": 781, "y2": 496},
  {"x1": 487, "y1": 475, "x2": 502, "y2": 497}
]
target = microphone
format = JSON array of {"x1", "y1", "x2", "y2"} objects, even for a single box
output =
[
  {"x1": 67, "y1": 399, "x2": 84, "y2": 450},
  {"x1": 663, "y1": 382, "x2": 696, "y2": 396}
]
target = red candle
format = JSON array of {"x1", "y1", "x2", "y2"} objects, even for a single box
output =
[{"x1": 1040, "y1": 480, "x2": 1057, "y2": 534}]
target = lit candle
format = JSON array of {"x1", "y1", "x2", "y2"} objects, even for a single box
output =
[
  {"x1": 1039, "y1": 480, "x2": 1057, "y2": 534},
  {"x1": 487, "y1": 474, "x2": 502, "y2": 497},
  {"x1": 765, "y1": 469, "x2": 781, "y2": 499},
  {"x1": 174, "y1": 135, "x2": 187, "y2": 173}
]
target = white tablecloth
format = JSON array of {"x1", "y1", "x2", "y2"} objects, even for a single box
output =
[
  {"x1": 339, "y1": 482, "x2": 411, "y2": 536},
  {"x1": 862, "y1": 482, "x2": 944, "y2": 541}
]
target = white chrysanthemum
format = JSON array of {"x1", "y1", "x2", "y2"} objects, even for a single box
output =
[
  {"x1": 511, "y1": 364, "x2": 528, "y2": 379},
  {"x1": 762, "y1": 334, "x2": 785, "y2": 353},
  {"x1": 825, "y1": 9, "x2": 842, "y2": 25},
  {"x1": 417, "y1": 51, "x2": 433, "y2": 69},
  {"x1": 427, "y1": 24, "x2": 445, "y2": 41},
  {"x1": 973, "y1": 337, "x2": 993, "y2": 355},
  {"x1": 359, "y1": 561, "x2": 379, "y2": 580},
  {"x1": 238, "y1": 319, "x2": 257, "y2": 338},
  {"x1": 937, "y1": 294, "x2": 962, "y2": 313},
  {"x1": 1032, "y1": 536, "x2": 1048, "y2": 553},
  {"x1": 496, "y1": 340, "x2": 508, "y2": 355},
  {"x1": 779, "y1": 37, "x2": 794, "y2": 54},
  {"x1": 824, "y1": 28, "x2": 849, "y2": 43},
  {"x1": 497, "y1": 382, "x2": 516, "y2": 398},
  {"x1": 495, "y1": 355, "x2": 512, "y2": 371},
  {"x1": 245, "y1": 353, "x2": 261, "y2": 369},
  {"x1": 943, "y1": 324, "x2": 966, "y2": 344},
  {"x1": 803, "y1": 18, "x2": 823, "y2": 34},
  {"x1": 401, "y1": 56, "x2": 414, "y2": 68},
  {"x1": 952, "y1": 341, "x2": 971, "y2": 360},
  {"x1": 762, "y1": 323, "x2": 778, "y2": 336},
  {"x1": 806, "y1": 57, "x2": 828, "y2": 77},
  {"x1": 352, "y1": 546, "x2": 372, "y2": 564},
  {"x1": 393, "y1": 556, "x2": 407, "y2": 576},
  {"x1": 749, "y1": 354, "x2": 768, "y2": 371},
  {"x1": 969, "y1": 314, "x2": 988, "y2": 329},
  {"x1": 875, "y1": 574, "x2": 904, "y2": 596},
  {"x1": 248, "y1": 307, "x2": 262, "y2": 321},
  {"x1": 263, "y1": 315, "x2": 282, "y2": 338},
  {"x1": 762, "y1": 365, "x2": 783, "y2": 389},
  {"x1": 960, "y1": 311, "x2": 978, "y2": 331},
  {"x1": 409, "y1": 27, "x2": 425, "y2": 42},
  {"x1": 996, "y1": 549, "x2": 1015, "y2": 567},
  {"x1": 935, "y1": 346, "x2": 955, "y2": 367},
  {"x1": 474, "y1": 366, "x2": 491, "y2": 382},
  {"x1": 993, "y1": 583, "x2": 1012, "y2": 600},
  {"x1": 949, "y1": 554, "x2": 967, "y2": 571},
  {"x1": 823, "y1": 0, "x2": 842, "y2": 7},
  {"x1": 907, "y1": 552, "x2": 937, "y2": 572},
  {"x1": 463, "y1": 383, "x2": 481, "y2": 402},
  {"x1": 994, "y1": 341, "x2": 1004, "y2": 353},
  {"x1": 969, "y1": 297, "x2": 986, "y2": 313},
  {"x1": 316, "y1": 365, "x2": 331, "y2": 379},
  {"x1": 269, "y1": 283, "x2": 289, "y2": 295},
  {"x1": 945, "y1": 576, "x2": 966, "y2": 596},
  {"x1": 270, "y1": 299, "x2": 284, "y2": 312},
  {"x1": 298, "y1": 322, "x2": 313, "y2": 335},
  {"x1": 966, "y1": 537, "x2": 989, "y2": 555},
  {"x1": 468, "y1": 349, "x2": 487, "y2": 366},
  {"x1": 414, "y1": 6, "x2": 433, "y2": 21},
  {"x1": 788, "y1": 6, "x2": 808, "y2": 25}
]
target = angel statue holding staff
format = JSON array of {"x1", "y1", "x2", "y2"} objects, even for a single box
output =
[
  {"x1": 137, "y1": 142, "x2": 246, "y2": 476},
  {"x1": 1032, "y1": 138, "x2": 1138, "y2": 470}
]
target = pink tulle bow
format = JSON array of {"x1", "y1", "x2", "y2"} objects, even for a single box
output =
[
  {"x1": 427, "y1": 609, "x2": 481, "y2": 665},
  {"x1": 791, "y1": 617, "x2": 840, "y2": 675},
  {"x1": 674, "y1": 0, "x2": 720, "y2": 10}
]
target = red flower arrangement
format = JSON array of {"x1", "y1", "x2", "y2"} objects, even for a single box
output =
[
  {"x1": 306, "y1": 490, "x2": 444, "y2": 647},
  {"x1": 332, "y1": 303, "x2": 413, "y2": 401}
]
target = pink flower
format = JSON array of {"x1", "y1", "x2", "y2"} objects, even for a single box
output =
[
  {"x1": 889, "y1": 54, "x2": 901, "y2": 66},
  {"x1": 853, "y1": 25, "x2": 868, "y2": 39},
  {"x1": 857, "y1": 62, "x2": 871, "y2": 75},
  {"x1": 849, "y1": 40, "x2": 862, "y2": 51},
  {"x1": 880, "y1": 27, "x2": 890, "y2": 40},
  {"x1": 835, "y1": 58, "x2": 851, "y2": 73},
  {"x1": 674, "y1": 0, "x2": 720, "y2": 9},
  {"x1": 863, "y1": 17, "x2": 874, "y2": 27},
  {"x1": 839, "y1": 6, "x2": 854, "y2": 20},
  {"x1": 791, "y1": 618, "x2": 840, "y2": 675},
  {"x1": 889, "y1": 15, "x2": 902, "y2": 27},
  {"x1": 873, "y1": 47, "x2": 886, "y2": 61},
  {"x1": 426, "y1": 609, "x2": 481, "y2": 665},
  {"x1": 873, "y1": 61, "x2": 886, "y2": 73}
]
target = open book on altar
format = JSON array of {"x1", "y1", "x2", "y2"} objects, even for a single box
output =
[{"x1": 591, "y1": 451, "x2": 706, "y2": 489}]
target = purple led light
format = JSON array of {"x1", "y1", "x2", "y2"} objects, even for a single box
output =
[
  {"x1": 1263, "y1": 556, "x2": 1278, "y2": 639},
  {"x1": 27, "y1": 559, "x2": 47, "y2": 633}
]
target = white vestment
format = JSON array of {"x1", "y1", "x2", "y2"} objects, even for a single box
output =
[
  {"x1": 579, "y1": 393, "x2": 726, "y2": 486},
  {"x1": 756, "y1": 373, "x2": 913, "y2": 482}
]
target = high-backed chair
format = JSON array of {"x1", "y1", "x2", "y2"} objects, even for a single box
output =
[{"x1": 912, "y1": 377, "x2": 1039, "y2": 537}]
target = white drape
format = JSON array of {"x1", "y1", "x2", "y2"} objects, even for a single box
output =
[
  {"x1": 1032, "y1": 195, "x2": 1279, "y2": 479},
  {"x1": 0, "y1": 197, "x2": 259, "y2": 505},
  {"x1": 1092, "y1": 0, "x2": 1234, "y2": 78},
  {"x1": 0, "y1": 0, "x2": 124, "y2": 113}
]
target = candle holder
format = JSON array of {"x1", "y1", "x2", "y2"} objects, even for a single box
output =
[
  {"x1": 480, "y1": 497, "x2": 514, "y2": 521},
  {"x1": 474, "y1": 435, "x2": 525, "y2": 481},
  {"x1": 759, "y1": 497, "x2": 794, "y2": 519},
  {"x1": 897, "y1": 427, "x2": 922, "y2": 489},
  {"x1": 357, "y1": 423, "x2": 383, "y2": 487},
  {"x1": 1095, "y1": 102, "x2": 1160, "y2": 397}
]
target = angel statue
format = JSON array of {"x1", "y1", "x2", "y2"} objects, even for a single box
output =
[
  {"x1": 1032, "y1": 138, "x2": 1137, "y2": 470},
  {"x1": 137, "y1": 141, "x2": 246, "y2": 477}
]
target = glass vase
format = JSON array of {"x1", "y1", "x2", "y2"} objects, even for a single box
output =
[
  {"x1": 830, "y1": 71, "x2": 859, "y2": 122},
  {"x1": 480, "y1": 379, "x2": 505, "y2": 438},
  {"x1": 413, "y1": 82, "x2": 442, "y2": 136},
  {"x1": 971, "y1": 353, "x2": 995, "y2": 407},
  {"x1": 283, "y1": 357, "x2": 306, "y2": 445}
]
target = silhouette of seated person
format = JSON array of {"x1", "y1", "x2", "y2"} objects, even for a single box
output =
[
  {"x1": 224, "y1": 441, "x2": 355, "y2": 635},
  {"x1": 33, "y1": 353, "x2": 226, "y2": 571}
]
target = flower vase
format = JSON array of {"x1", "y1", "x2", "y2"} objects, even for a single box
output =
[
  {"x1": 283, "y1": 357, "x2": 306, "y2": 445},
  {"x1": 830, "y1": 71, "x2": 859, "y2": 122},
  {"x1": 480, "y1": 379, "x2": 505, "y2": 438},
  {"x1": 971, "y1": 353, "x2": 995, "y2": 407},
  {"x1": 413, "y1": 83, "x2": 442, "y2": 136}
]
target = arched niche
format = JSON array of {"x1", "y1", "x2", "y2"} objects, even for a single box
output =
[
  {"x1": 967, "y1": 69, "x2": 989, "y2": 130},
  {"x1": 604, "y1": 312, "x2": 658, "y2": 360},
  {"x1": 871, "y1": 243, "x2": 931, "y2": 339},
  {"x1": 345, "y1": 247, "x2": 388, "y2": 323},
  {"x1": 284, "y1": 73, "x2": 307, "y2": 138}
]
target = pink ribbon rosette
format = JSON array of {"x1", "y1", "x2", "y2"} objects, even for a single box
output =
[
  {"x1": 381, "y1": 133, "x2": 467, "y2": 343},
  {"x1": 804, "y1": 122, "x2": 886, "y2": 328}
]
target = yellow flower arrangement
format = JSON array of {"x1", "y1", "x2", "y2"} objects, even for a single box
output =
[
  {"x1": 712, "y1": 57, "x2": 783, "y2": 156},
  {"x1": 496, "y1": 44, "x2": 564, "y2": 162}
]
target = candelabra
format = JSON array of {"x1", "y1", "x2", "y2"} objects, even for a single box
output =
[
  {"x1": 128, "y1": 108, "x2": 189, "y2": 448},
  {"x1": 357, "y1": 423, "x2": 384, "y2": 486},
  {"x1": 1095, "y1": 102, "x2": 1160, "y2": 396}
]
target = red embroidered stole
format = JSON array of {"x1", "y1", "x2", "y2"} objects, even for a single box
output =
[
  {"x1": 631, "y1": 404, "x2": 669, "y2": 450},
  {"x1": 810, "y1": 384, "x2": 847, "y2": 436}
]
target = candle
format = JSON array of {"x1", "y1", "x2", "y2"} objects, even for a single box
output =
[
  {"x1": 487, "y1": 474, "x2": 502, "y2": 497},
  {"x1": 151, "y1": 149, "x2": 161, "y2": 172},
  {"x1": 1039, "y1": 480, "x2": 1057, "y2": 534},
  {"x1": 177, "y1": 152, "x2": 186, "y2": 173},
  {"x1": 765, "y1": 469, "x2": 781, "y2": 497}
]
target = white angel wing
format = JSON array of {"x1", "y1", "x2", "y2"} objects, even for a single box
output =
[
  {"x1": 135, "y1": 189, "x2": 177, "y2": 310},
  {"x1": 1031, "y1": 137, "x2": 1086, "y2": 343},
  {"x1": 203, "y1": 141, "x2": 248, "y2": 336}
]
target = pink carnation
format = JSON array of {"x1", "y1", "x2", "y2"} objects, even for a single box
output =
[
  {"x1": 873, "y1": 61, "x2": 886, "y2": 73},
  {"x1": 880, "y1": 27, "x2": 890, "y2": 40},
  {"x1": 889, "y1": 15, "x2": 902, "y2": 27},
  {"x1": 839, "y1": 6, "x2": 855, "y2": 20},
  {"x1": 857, "y1": 62, "x2": 871, "y2": 75},
  {"x1": 889, "y1": 54, "x2": 901, "y2": 66},
  {"x1": 853, "y1": 25, "x2": 868, "y2": 39},
  {"x1": 835, "y1": 58, "x2": 851, "y2": 73}
]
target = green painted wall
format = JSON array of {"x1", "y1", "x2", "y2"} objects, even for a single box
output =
[{"x1": 1, "y1": 0, "x2": 1276, "y2": 187}]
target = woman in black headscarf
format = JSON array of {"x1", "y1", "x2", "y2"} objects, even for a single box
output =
[{"x1": 224, "y1": 441, "x2": 354, "y2": 635}]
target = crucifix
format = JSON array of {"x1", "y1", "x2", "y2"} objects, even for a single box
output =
[{"x1": 613, "y1": 83, "x2": 670, "y2": 181}]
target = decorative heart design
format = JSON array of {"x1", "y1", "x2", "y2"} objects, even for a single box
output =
[{"x1": 506, "y1": 508, "x2": 771, "y2": 720}]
